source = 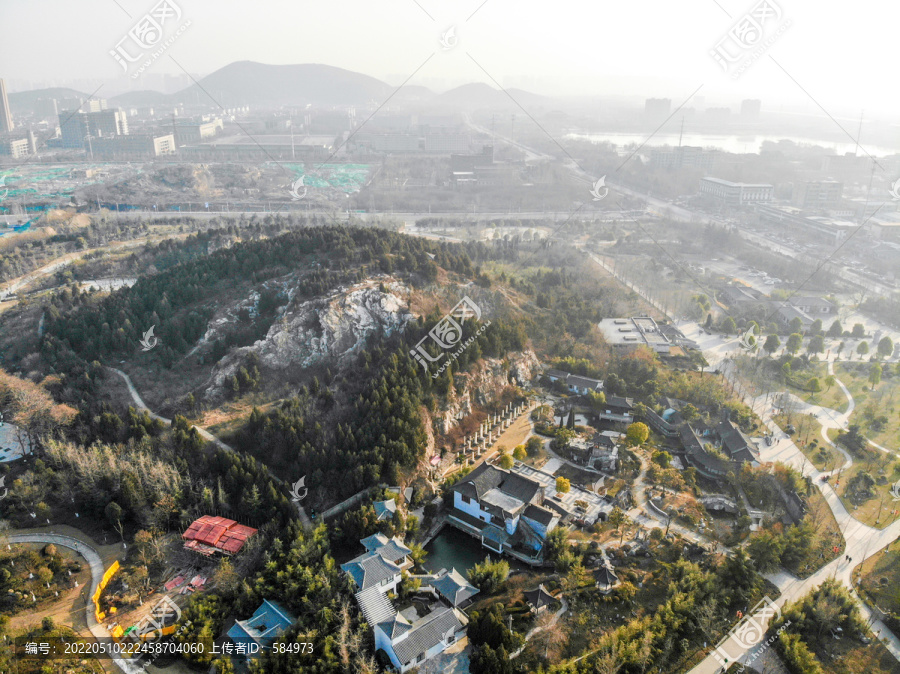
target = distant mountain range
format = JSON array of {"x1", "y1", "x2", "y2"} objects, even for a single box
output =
[
  {"x1": 8, "y1": 87, "x2": 90, "y2": 110},
  {"x1": 9, "y1": 61, "x2": 547, "y2": 113}
]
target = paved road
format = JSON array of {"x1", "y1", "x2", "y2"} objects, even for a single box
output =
[
  {"x1": 568, "y1": 253, "x2": 900, "y2": 670},
  {"x1": 677, "y1": 326, "x2": 900, "y2": 672},
  {"x1": 510, "y1": 594, "x2": 569, "y2": 659},
  {"x1": 6, "y1": 533, "x2": 142, "y2": 673},
  {"x1": 0, "y1": 239, "x2": 158, "y2": 305},
  {"x1": 106, "y1": 367, "x2": 313, "y2": 528},
  {"x1": 107, "y1": 367, "x2": 232, "y2": 450}
]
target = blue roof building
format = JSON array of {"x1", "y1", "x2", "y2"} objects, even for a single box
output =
[
  {"x1": 227, "y1": 599, "x2": 296, "y2": 656},
  {"x1": 374, "y1": 499, "x2": 397, "y2": 521}
]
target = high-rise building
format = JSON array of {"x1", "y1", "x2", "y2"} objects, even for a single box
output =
[
  {"x1": 644, "y1": 98, "x2": 671, "y2": 118},
  {"x1": 0, "y1": 79, "x2": 13, "y2": 133},
  {"x1": 700, "y1": 177, "x2": 773, "y2": 207},
  {"x1": 0, "y1": 137, "x2": 29, "y2": 158},
  {"x1": 34, "y1": 98, "x2": 59, "y2": 119},
  {"x1": 89, "y1": 109, "x2": 128, "y2": 136},
  {"x1": 791, "y1": 181, "x2": 843, "y2": 210},
  {"x1": 741, "y1": 99, "x2": 762, "y2": 119},
  {"x1": 57, "y1": 109, "x2": 128, "y2": 149},
  {"x1": 83, "y1": 99, "x2": 108, "y2": 113},
  {"x1": 58, "y1": 111, "x2": 91, "y2": 149}
]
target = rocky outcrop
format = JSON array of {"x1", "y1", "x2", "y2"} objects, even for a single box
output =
[
  {"x1": 205, "y1": 279, "x2": 414, "y2": 399},
  {"x1": 434, "y1": 350, "x2": 540, "y2": 434},
  {"x1": 200, "y1": 277, "x2": 540, "y2": 424}
]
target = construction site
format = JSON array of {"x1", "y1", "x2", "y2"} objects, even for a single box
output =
[{"x1": 0, "y1": 161, "x2": 372, "y2": 216}]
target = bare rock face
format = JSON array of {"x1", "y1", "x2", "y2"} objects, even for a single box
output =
[
  {"x1": 256, "y1": 283, "x2": 413, "y2": 369},
  {"x1": 206, "y1": 279, "x2": 413, "y2": 399},
  {"x1": 435, "y1": 350, "x2": 540, "y2": 434}
]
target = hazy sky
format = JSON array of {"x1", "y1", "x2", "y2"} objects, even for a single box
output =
[{"x1": 3, "y1": 0, "x2": 899, "y2": 119}]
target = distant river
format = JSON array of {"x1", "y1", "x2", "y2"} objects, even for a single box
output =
[{"x1": 565, "y1": 132, "x2": 899, "y2": 157}]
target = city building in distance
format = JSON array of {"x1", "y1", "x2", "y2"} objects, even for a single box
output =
[
  {"x1": 0, "y1": 78, "x2": 13, "y2": 133},
  {"x1": 598, "y1": 317, "x2": 672, "y2": 355},
  {"x1": 699, "y1": 177, "x2": 774, "y2": 207}
]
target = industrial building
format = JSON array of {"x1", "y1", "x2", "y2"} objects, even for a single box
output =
[
  {"x1": 757, "y1": 204, "x2": 856, "y2": 244},
  {"x1": 58, "y1": 109, "x2": 129, "y2": 149},
  {"x1": 173, "y1": 117, "x2": 224, "y2": 144},
  {"x1": 699, "y1": 177, "x2": 773, "y2": 207},
  {"x1": 91, "y1": 133, "x2": 175, "y2": 159},
  {"x1": 598, "y1": 316, "x2": 672, "y2": 354},
  {"x1": 791, "y1": 180, "x2": 843, "y2": 210},
  {"x1": 650, "y1": 146, "x2": 717, "y2": 171},
  {"x1": 0, "y1": 79, "x2": 13, "y2": 134}
]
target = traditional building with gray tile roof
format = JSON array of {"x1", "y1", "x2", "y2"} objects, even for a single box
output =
[
  {"x1": 428, "y1": 568, "x2": 479, "y2": 607},
  {"x1": 340, "y1": 551, "x2": 403, "y2": 592},
  {"x1": 449, "y1": 463, "x2": 559, "y2": 555},
  {"x1": 378, "y1": 606, "x2": 468, "y2": 672},
  {"x1": 374, "y1": 498, "x2": 398, "y2": 521},
  {"x1": 524, "y1": 585, "x2": 556, "y2": 613}
]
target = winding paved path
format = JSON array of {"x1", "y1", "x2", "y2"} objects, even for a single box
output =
[
  {"x1": 107, "y1": 367, "x2": 233, "y2": 451},
  {"x1": 6, "y1": 532, "x2": 142, "y2": 673},
  {"x1": 510, "y1": 594, "x2": 569, "y2": 659},
  {"x1": 106, "y1": 367, "x2": 312, "y2": 529},
  {"x1": 677, "y1": 325, "x2": 900, "y2": 672}
]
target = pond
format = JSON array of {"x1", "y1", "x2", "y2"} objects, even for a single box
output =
[{"x1": 423, "y1": 526, "x2": 528, "y2": 574}]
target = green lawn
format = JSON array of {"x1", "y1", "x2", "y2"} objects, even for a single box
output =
[
  {"x1": 787, "y1": 487, "x2": 844, "y2": 578},
  {"x1": 832, "y1": 446, "x2": 900, "y2": 528},
  {"x1": 774, "y1": 413, "x2": 842, "y2": 471},
  {"x1": 834, "y1": 363, "x2": 900, "y2": 451},
  {"x1": 859, "y1": 537, "x2": 900, "y2": 615}
]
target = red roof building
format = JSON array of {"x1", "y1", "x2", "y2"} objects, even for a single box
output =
[{"x1": 182, "y1": 516, "x2": 257, "y2": 556}]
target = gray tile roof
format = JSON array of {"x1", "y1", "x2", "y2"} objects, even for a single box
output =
[
  {"x1": 377, "y1": 614, "x2": 412, "y2": 640},
  {"x1": 594, "y1": 566, "x2": 619, "y2": 586},
  {"x1": 566, "y1": 375, "x2": 603, "y2": 391},
  {"x1": 605, "y1": 396, "x2": 634, "y2": 411},
  {"x1": 373, "y1": 538, "x2": 412, "y2": 564},
  {"x1": 430, "y1": 568, "x2": 479, "y2": 607},
  {"x1": 717, "y1": 420, "x2": 758, "y2": 463},
  {"x1": 451, "y1": 463, "x2": 541, "y2": 506},
  {"x1": 680, "y1": 425, "x2": 732, "y2": 476},
  {"x1": 522, "y1": 504, "x2": 557, "y2": 527},
  {"x1": 524, "y1": 585, "x2": 555, "y2": 609},
  {"x1": 341, "y1": 551, "x2": 401, "y2": 590},
  {"x1": 361, "y1": 533, "x2": 390, "y2": 552},
  {"x1": 355, "y1": 586, "x2": 396, "y2": 626},
  {"x1": 591, "y1": 433, "x2": 617, "y2": 448},
  {"x1": 391, "y1": 607, "x2": 465, "y2": 665},
  {"x1": 374, "y1": 499, "x2": 397, "y2": 520}
]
